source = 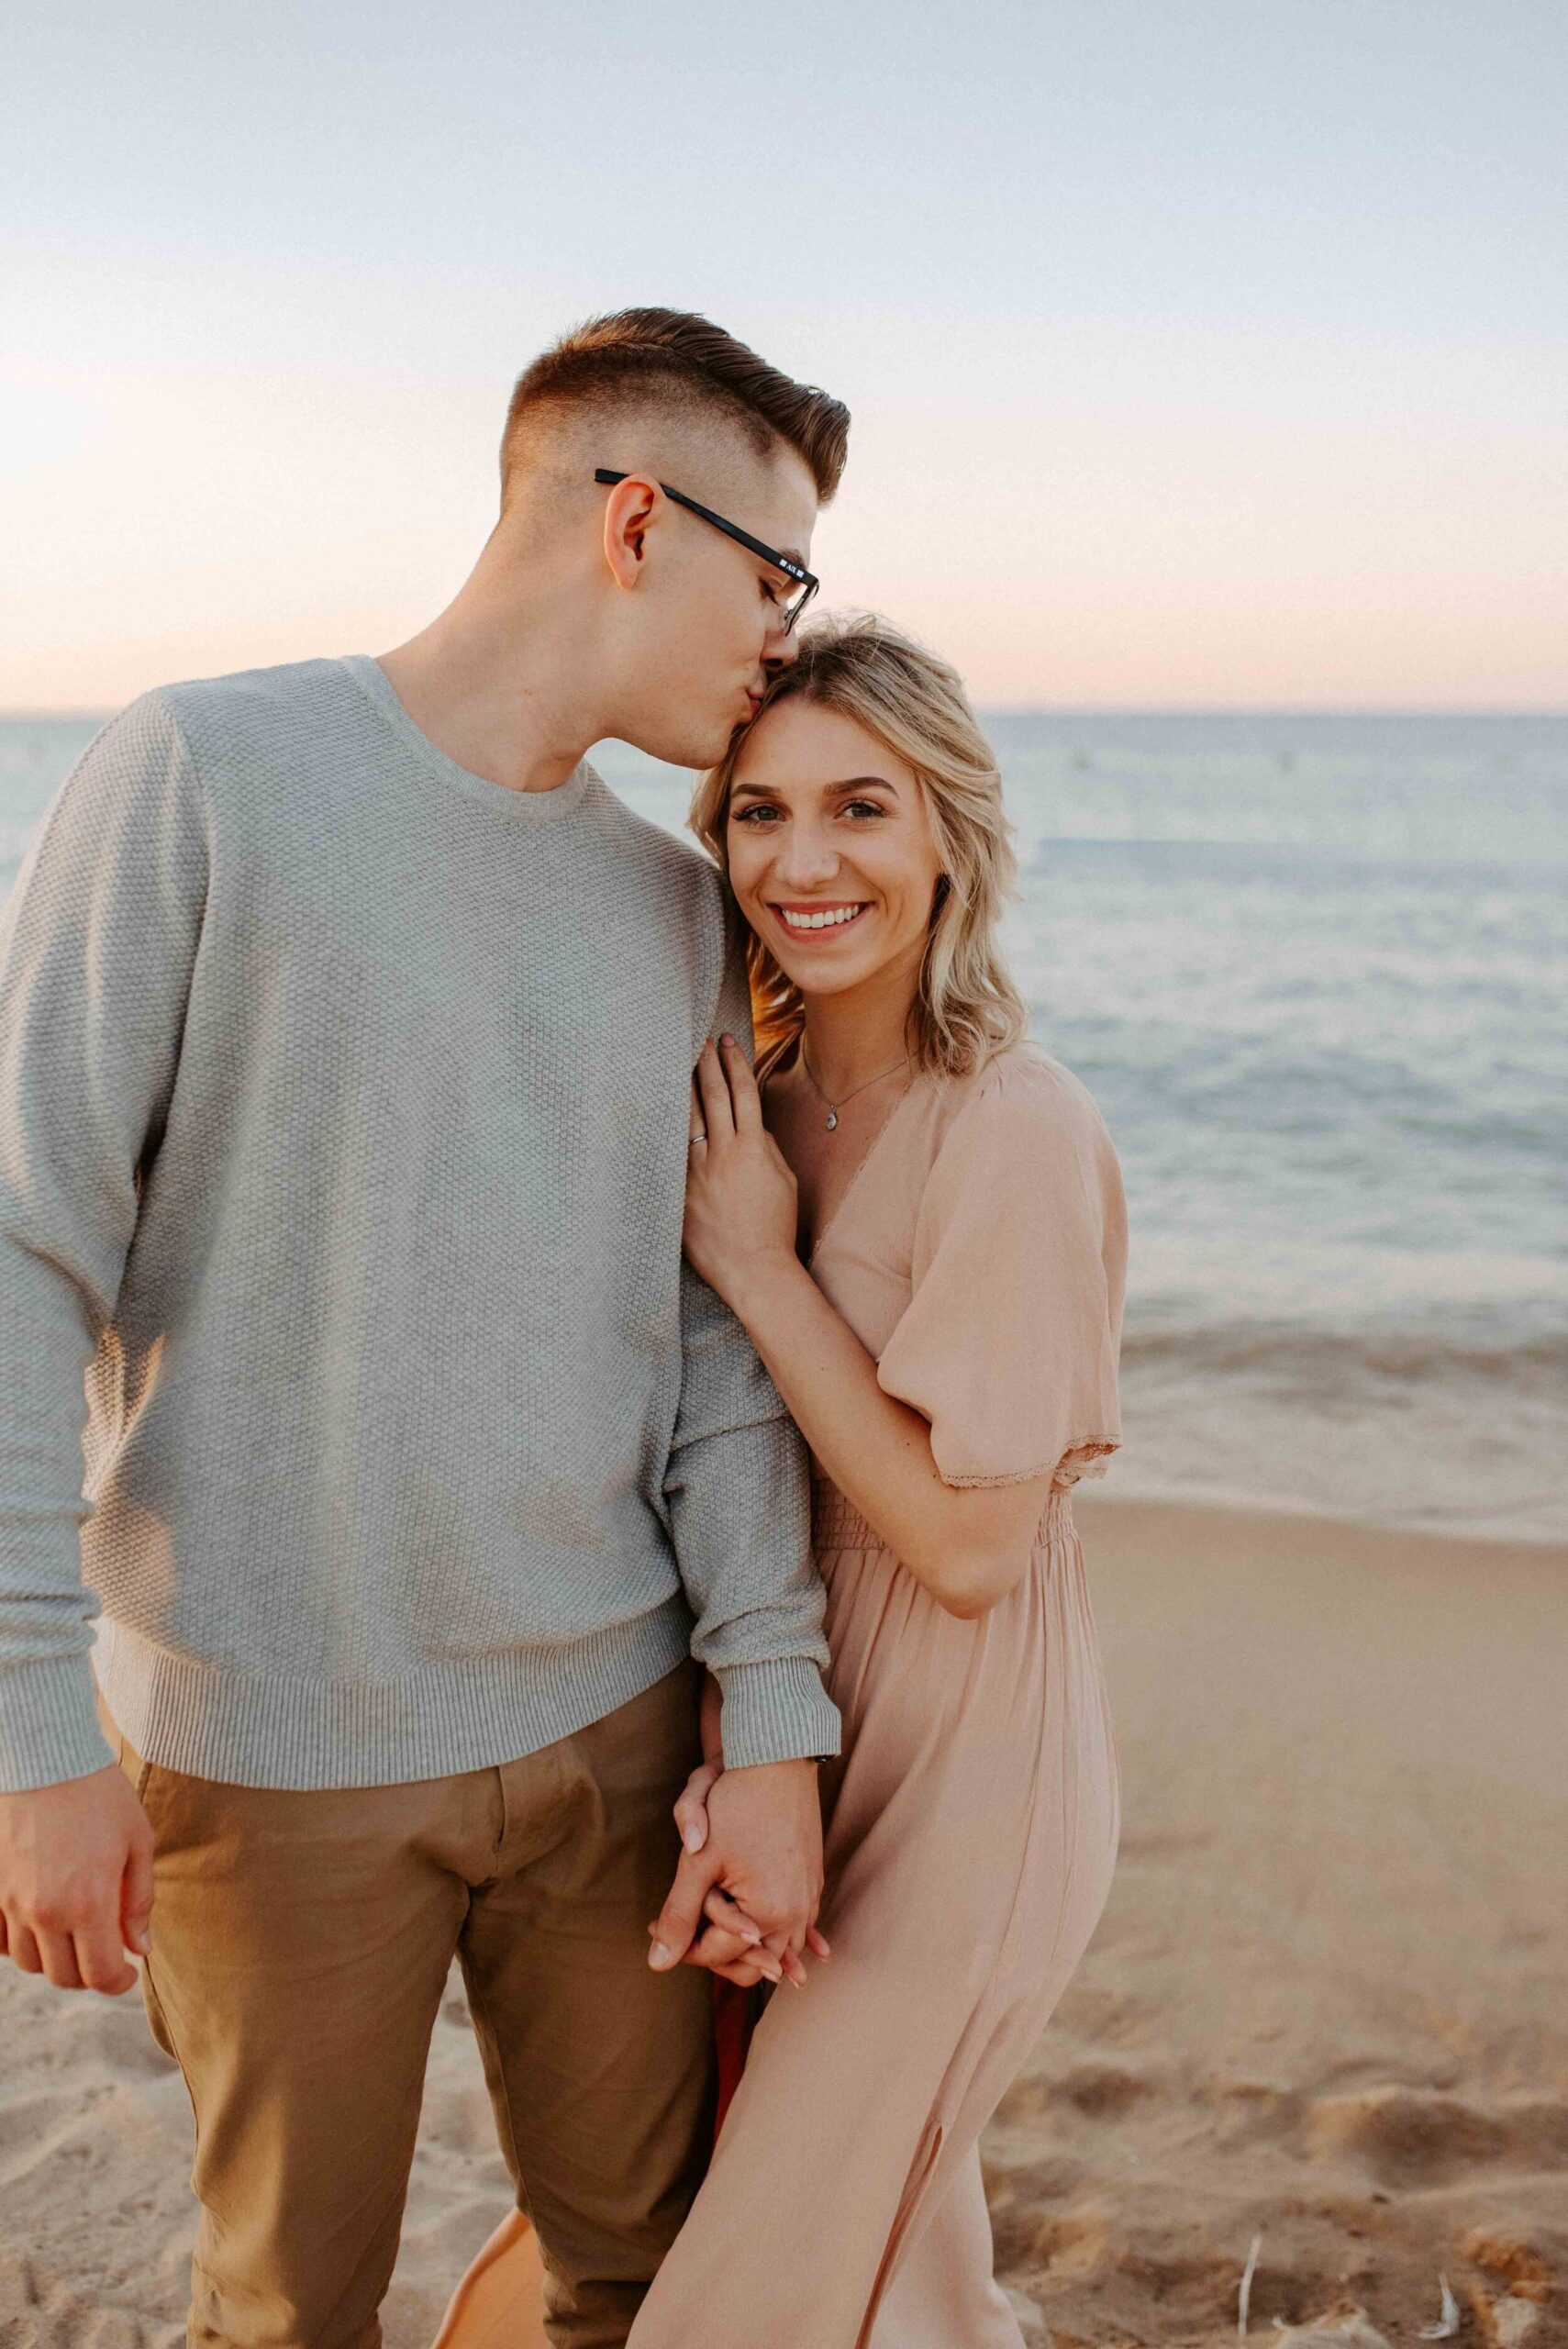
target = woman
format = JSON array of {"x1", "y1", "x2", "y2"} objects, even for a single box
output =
[{"x1": 439, "y1": 615, "x2": 1125, "y2": 2349}]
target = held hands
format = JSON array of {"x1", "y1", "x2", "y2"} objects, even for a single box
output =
[
  {"x1": 652, "y1": 1667, "x2": 828, "y2": 1990},
  {"x1": 648, "y1": 1753, "x2": 831, "y2": 1992},
  {"x1": 0, "y1": 1767, "x2": 154, "y2": 1996},
  {"x1": 683, "y1": 1037, "x2": 800, "y2": 1310}
]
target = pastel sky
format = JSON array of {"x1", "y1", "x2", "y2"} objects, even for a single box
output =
[{"x1": 5, "y1": 1, "x2": 1564, "y2": 711}]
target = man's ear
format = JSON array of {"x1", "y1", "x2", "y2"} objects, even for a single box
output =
[{"x1": 602, "y1": 474, "x2": 662, "y2": 594}]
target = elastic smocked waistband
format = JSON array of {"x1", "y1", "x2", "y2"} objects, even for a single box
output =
[{"x1": 809, "y1": 1473, "x2": 1072, "y2": 1556}]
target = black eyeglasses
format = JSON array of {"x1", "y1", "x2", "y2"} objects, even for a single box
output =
[{"x1": 594, "y1": 468, "x2": 819, "y2": 634}]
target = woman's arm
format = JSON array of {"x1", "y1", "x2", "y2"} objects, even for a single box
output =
[{"x1": 686, "y1": 1040, "x2": 1052, "y2": 1620}]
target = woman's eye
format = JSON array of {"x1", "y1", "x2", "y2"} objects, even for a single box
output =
[
  {"x1": 844, "y1": 800, "x2": 886, "y2": 819},
  {"x1": 734, "y1": 805, "x2": 782, "y2": 825}
]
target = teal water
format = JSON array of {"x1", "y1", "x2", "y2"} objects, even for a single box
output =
[{"x1": 6, "y1": 705, "x2": 1565, "y2": 1542}]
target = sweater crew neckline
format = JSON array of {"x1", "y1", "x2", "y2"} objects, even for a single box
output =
[{"x1": 340, "y1": 653, "x2": 598, "y2": 822}]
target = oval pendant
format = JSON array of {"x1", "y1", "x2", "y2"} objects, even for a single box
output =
[{"x1": 825, "y1": 1108, "x2": 839, "y2": 1130}]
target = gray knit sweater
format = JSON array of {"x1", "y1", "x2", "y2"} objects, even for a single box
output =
[{"x1": 0, "y1": 654, "x2": 840, "y2": 1794}]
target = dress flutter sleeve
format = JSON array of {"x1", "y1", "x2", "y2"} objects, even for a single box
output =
[{"x1": 874, "y1": 1054, "x2": 1128, "y2": 1492}]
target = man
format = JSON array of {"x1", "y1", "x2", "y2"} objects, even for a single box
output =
[{"x1": 0, "y1": 307, "x2": 851, "y2": 2349}]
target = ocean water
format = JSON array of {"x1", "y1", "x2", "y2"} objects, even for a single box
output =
[{"x1": 4, "y1": 707, "x2": 1564, "y2": 1543}]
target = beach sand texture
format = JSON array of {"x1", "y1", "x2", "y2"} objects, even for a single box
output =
[{"x1": 2, "y1": 1498, "x2": 1562, "y2": 2349}]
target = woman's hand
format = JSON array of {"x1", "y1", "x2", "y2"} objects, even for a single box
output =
[
  {"x1": 674, "y1": 1756, "x2": 722, "y2": 1855},
  {"x1": 666, "y1": 1753, "x2": 830, "y2": 1989},
  {"x1": 683, "y1": 1036, "x2": 800, "y2": 1313}
]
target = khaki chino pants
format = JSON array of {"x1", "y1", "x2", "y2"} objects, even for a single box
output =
[{"x1": 106, "y1": 1663, "x2": 715, "y2": 2349}]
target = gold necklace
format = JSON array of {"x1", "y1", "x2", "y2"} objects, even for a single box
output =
[{"x1": 799, "y1": 1046, "x2": 911, "y2": 1131}]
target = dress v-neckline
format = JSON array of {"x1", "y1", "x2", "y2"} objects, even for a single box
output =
[{"x1": 804, "y1": 1072, "x2": 922, "y2": 1268}]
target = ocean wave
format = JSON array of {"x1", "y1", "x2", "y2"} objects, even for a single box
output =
[
  {"x1": 1121, "y1": 1318, "x2": 1568, "y2": 1388},
  {"x1": 1127, "y1": 1315, "x2": 1568, "y2": 1372},
  {"x1": 7, "y1": 713, "x2": 1562, "y2": 1542}
]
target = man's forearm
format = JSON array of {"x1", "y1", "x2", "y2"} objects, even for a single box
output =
[
  {"x1": 0, "y1": 1202, "x2": 118, "y2": 1792},
  {"x1": 666, "y1": 920, "x2": 840, "y2": 1765},
  {"x1": 667, "y1": 1408, "x2": 840, "y2": 1765},
  {"x1": 664, "y1": 1252, "x2": 840, "y2": 1765},
  {"x1": 0, "y1": 693, "x2": 206, "y2": 1792}
]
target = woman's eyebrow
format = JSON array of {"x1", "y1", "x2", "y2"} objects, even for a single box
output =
[{"x1": 729, "y1": 774, "x2": 900, "y2": 803}]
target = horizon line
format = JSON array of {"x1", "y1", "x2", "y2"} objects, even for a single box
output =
[{"x1": 6, "y1": 703, "x2": 1566, "y2": 726}]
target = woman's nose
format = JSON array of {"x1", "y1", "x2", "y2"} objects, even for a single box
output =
[{"x1": 773, "y1": 827, "x2": 839, "y2": 888}]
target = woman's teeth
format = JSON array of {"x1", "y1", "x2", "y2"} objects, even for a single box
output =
[{"x1": 778, "y1": 905, "x2": 866, "y2": 931}]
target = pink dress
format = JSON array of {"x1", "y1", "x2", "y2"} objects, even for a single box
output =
[{"x1": 627, "y1": 1040, "x2": 1128, "y2": 2349}]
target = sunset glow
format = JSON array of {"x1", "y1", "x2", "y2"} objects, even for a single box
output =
[{"x1": 5, "y1": 4, "x2": 1563, "y2": 712}]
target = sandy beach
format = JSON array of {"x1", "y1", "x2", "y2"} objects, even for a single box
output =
[{"x1": 2, "y1": 1497, "x2": 1562, "y2": 2349}]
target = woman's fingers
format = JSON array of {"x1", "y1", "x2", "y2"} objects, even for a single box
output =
[
  {"x1": 701, "y1": 1927, "x2": 777, "y2": 1977},
  {"x1": 647, "y1": 1847, "x2": 721, "y2": 1970},
  {"x1": 694, "y1": 1041, "x2": 735, "y2": 1144},
  {"x1": 765, "y1": 1130, "x2": 796, "y2": 1186},
  {"x1": 751, "y1": 1923, "x2": 814, "y2": 1990},
  {"x1": 702, "y1": 1883, "x2": 763, "y2": 1945},
  {"x1": 718, "y1": 1034, "x2": 764, "y2": 1139},
  {"x1": 687, "y1": 1078, "x2": 707, "y2": 1151},
  {"x1": 806, "y1": 1925, "x2": 832, "y2": 1961},
  {"x1": 655, "y1": 1918, "x2": 782, "y2": 1983},
  {"x1": 711, "y1": 1954, "x2": 771, "y2": 1988},
  {"x1": 673, "y1": 1760, "x2": 719, "y2": 1854}
]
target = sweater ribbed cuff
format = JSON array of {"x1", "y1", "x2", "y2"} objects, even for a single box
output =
[
  {"x1": 715, "y1": 1655, "x2": 841, "y2": 1769},
  {"x1": 0, "y1": 1653, "x2": 115, "y2": 1794}
]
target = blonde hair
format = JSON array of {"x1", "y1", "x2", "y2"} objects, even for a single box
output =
[{"x1": 689, "y1": 612, "x2": 1027, "y2": 1078}]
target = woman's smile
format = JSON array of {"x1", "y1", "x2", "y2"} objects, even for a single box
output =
[
  {"x1": 771, "y1": 900, "x2": 872, "y2": 936},
  {"x1": 721, "y1": 698, "x2": 947, "y2": 1000}
]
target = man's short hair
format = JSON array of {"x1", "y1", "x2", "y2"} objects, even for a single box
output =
[{"x1": 501, "y1": 306, "x2": 850, "y2": 507}]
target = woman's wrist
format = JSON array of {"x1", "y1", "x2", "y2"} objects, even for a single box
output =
[{"x1": 717, "y1": 1243, "x2": 811, "y2": 1334}]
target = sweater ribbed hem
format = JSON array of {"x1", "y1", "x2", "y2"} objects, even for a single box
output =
[
  {"x1": 0, "y1": 1652, "x2": 117, "y2": 1792},
  {"x1": 715, "y1": 1654, "x2": 842, "y2": 1768},
  {"x1": 92, "y1": 1601, "x2": 700, "y2": 1790}
]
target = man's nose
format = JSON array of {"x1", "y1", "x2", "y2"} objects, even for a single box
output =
[{"x1": 762, "y1": 624, "x2": 802, "y2": 677}]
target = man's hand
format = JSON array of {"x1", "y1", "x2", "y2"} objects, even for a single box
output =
[
  {"x1": 649, "y1": 1756, "x2": 823, "y2": 1985},
  {"x1": 0, "y1": 1766, "x2": 154, "y2": 1995},
  {"x1": 664, "y1": 1753, "x2": 833, "y2": 1988}
]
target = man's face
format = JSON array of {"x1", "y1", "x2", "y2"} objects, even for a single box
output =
[{"x1": 607, "y1": 447, "x2": 820, "y2": 769}]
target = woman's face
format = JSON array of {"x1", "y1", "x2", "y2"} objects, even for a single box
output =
[{"x1": 724, "y1": 696, "x2": 946, "y2": 1004}]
